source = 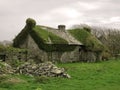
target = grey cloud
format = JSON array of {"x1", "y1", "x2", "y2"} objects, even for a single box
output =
[{"x1": 0, "y1": 0, "x2": 120, "y2": 41}]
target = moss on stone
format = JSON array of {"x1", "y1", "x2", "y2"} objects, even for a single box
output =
[
  {"x1": 26, "y1": 18, "x2": 36, "y2": 28},
  {"x1": 6, "y1": 46, "x2": 27, "y2": 52},
  {"x1": 13, "y1": 26, "x2": 29, "y2": 48}
]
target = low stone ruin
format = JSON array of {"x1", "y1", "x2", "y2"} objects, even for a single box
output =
[
  {"x1": 16, "y1": 62, "x2": 71, "y2": 78},
  {"x1": 0, "y1": 62, "x2": 14, "y2": 74}
]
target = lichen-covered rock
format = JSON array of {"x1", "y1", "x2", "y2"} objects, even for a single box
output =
[{"x1": 16, "y1": 62, "x2": 71, "y2": 78}]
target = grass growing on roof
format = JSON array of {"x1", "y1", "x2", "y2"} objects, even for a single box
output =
[
  {"x1": 33, "y1": 26, "x2": 68, "y2": 44},
  {"x1": 30, "y1": 25, "x2": 76, "y2": 52},
  {"x1": 68, "y1": 28, "x2": 105, "y2": 51},
  {"x1": 13, "y1": 18, "x2": 76, "y2": 52}
]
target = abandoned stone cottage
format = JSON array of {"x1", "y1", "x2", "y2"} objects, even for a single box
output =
[{"x1": 13, "y1": 18, "x2": 105, "y2": 63}]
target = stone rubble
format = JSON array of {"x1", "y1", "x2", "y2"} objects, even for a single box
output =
[
  {"x1": 0, "y1": 62, "x2": 14, "y2": 74},
  {"x1": 16, "y1": 62, "x2": 71, "y2": 78}
]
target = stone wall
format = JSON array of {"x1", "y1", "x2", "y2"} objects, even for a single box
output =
[
  {"x1": 79, "y1": 50, "x2": 96, "y2": 62},
  {"x1": 20, "y1": 34, "x2": 48, "y2": 62},
  {"x1": 6, "y1": 50, "x2": 27, "y2": 61},
  {"x1": 20, "y1": 34, "x2": 101, "y2": 63},
  {"x1": 20, "y1": 34, "x2": 81, "y2": 63},
  {"x1": 0, "y1": 49, "x2": 27, "y2": 62},
  {"x1": 60, "y1": 46, "x2": 80, "y2": 62}
]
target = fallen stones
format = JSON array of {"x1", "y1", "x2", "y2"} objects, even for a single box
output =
[
  {"x1": 0, "y1": 62, "x2": 14, "y2": 74},
  {"x1": 16, "y1": 62, "x2": 71, "y2": 78},
  {"x1": 0, "y1": 61, "x2": 71, "y2": 78}
]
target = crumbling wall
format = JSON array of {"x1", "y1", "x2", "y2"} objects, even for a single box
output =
[
  {"x1": 60, "y1": 46, "x2": 80, "y2": 63},
  {"x1": 6, "y1": 50, "x2": 27, "y2": 61},
  {"x1": 0, "y1": 48, "x2": 27, "y2": 62},
  {"x1": 79, "y1": 50, "x2": 96, "y2": 62},
  {"x1": 20, "y1": 34, "x2": 102, "y2": 63},
  {"x1": 20, "y1": 34, "x2": 48, "y2": 62},
  {"x1": 20, "y1": 34, "x2": 81, "y2": 63}
]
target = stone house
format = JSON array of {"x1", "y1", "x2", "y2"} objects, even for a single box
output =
[{"x1": 13, "y1": 18, "x2": 105, "y2": 63}]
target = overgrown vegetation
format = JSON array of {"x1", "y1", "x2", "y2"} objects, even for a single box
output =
[
  {"x1": 13, "y1": 26, "x2": 29, "y2": 48},
  {"x1": 33, "y1": 26, "x2": 68, "y2": 44},
  {"x1": 0, "y1": 60, "x2": 120, "y2": 90},
  {"x1": 0, "y1": 44, "x2": 26, "y2": 52},
  {"x1": 8, "y1": 59, "x2": 24, "y2": 68},
  {"x1": 13, "y1": 18, "x2": 77, "y2": 52},
  {"x1": 68, "y1": 28, "x2": 105, "y2": 52},
  {"x1": 0, "y1": 44, "x2": 6, "y2": 52},
  {"x1": 30, "y1": 26, "x2": 76, "y2": 52}
]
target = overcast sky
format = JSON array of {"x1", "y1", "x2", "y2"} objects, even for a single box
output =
[{"x1": 0, "y1": 0, "x2": 120, "y2": 41}]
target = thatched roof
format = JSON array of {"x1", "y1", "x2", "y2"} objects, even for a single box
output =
[{"x1": 13, "y1": 18, "x2": 105, "y2": 52}]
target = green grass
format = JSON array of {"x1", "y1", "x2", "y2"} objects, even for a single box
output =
[{"x1": 0, "y1": 60, "x2": 120, "y2": 90}]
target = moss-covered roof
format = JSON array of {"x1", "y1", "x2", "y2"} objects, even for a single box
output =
[
  {"x1": 13, "y1": 18, "x2": 105, "y2": 52},
  {"x1": 39, "y1": 25, "x2": 82, "y2": 45},
  {"x1": 13, "y1": 18, "x2": 77, "y2": 52},
  {"x1": 68, "y1": 28, "x2": 105, "y2": 52},
  {"x1": 32, "y1": 25, "x2": 68, "y2": 44},
  {"x1": 29, "y1": 25, "x2": 77, "y2": 52}
]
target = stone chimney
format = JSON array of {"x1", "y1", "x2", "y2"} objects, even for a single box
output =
[{"x1": 58, "y1": 25, "x2": 66, "y2": 31}]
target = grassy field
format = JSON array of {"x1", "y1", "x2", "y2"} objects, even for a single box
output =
[{"x1": 0, "y1": 59, "x2": 120, "y2": 90}]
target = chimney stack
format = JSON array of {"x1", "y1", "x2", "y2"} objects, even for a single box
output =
[{"x1": 58, "y1": 25, "x2": 66, "y2": 31}]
